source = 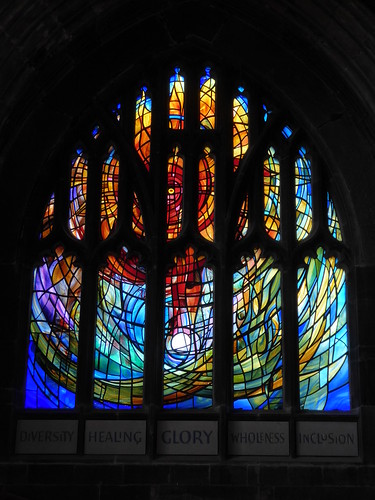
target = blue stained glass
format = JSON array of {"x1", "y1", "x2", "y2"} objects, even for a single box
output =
[{"x1": 282, "y1": 125, "x2": 293, "y2": 139}]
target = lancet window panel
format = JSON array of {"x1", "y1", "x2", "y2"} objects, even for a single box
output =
[{"x1": 23, "y1": 64, "x2": 351, "y2": 416}]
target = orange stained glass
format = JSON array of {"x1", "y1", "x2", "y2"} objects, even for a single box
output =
[
  {"x1": 169, "y1": 67, "x2": 185, "y2": 130},
  {"x1": 233, "y1": 87, "x2": 249, "y2": 171},
  {"x1": 40, "y1": 192, "x2": 55, "y2": 239},
  {"x1": 100, "y1": 147, "x2": 119, "y2": 240},
  {"x1": 135, "y1": 86, "x2": 152, "y2": 171},
  {"x1": 264, "y1": 147, "x2": 281, "y2": 241},
  {"x1": 198, "y1": 146, "x2": 215, "y2": 241},
  {"x1": 68, "y1": 151, "x2": 88, "y2": 240},
  {"x1": 235, "y1": 194, "x2": 249, "y2": 240},
  {"x1": 132, "y1": 192, "x2": 145, "y2": 239},
  {"x1": 166, "y1": 147, "x2": 184, "y2": 240},
  {"x1": 200, "y1": 67, "x2": 216, "y2": 130}
]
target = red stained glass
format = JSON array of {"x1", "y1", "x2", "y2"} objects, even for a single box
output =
[
  {"x1": 166, "y1": 147, "x2": 184, "y2": 240},
  {"x1": 169, "y1": 67, "x2": 185, "y2": 130},
  {"x1": 198, "y1": 147, "x2": 215, "y2": 241}
]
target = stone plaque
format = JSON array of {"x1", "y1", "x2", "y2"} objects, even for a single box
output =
[
  {"x1": 228, "y1": 421, "x2": 289, "y2": 456},
  {"x1": 296, "y1": 421, "x2": 358, "y2": 457},
  {"x1": 157, "y1": 420, "x2": 218, "y2": 455},
  {"x1": 16, "y1": 420, "x2": 78, "y2": 454},
  {"x1": 85, "y1": 420, "x2": 146, "y2": 454}
]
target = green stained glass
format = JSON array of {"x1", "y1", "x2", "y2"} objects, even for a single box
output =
[
  {"x1": 264, "y1": 147, "x2": 281, "y2": 240},
  {"x1": 298, "y1": 247, "x2": 349, "y2": 410},
  {"x1": 295, "y1": 147, "x2": 313, "y2": 241},
  {"x1": 94, "y1": 247, "x2": 146, "y2": 409},
  {"x1": 233, "y1": 249, "x2": 283, "y2": 410}
]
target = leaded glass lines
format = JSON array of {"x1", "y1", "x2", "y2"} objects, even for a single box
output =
[
  {"x1": 94, "y1": 247, "x2": 146, "y2": 409},
  {"x1": 164, "y1": 248, "x2": 213, "y2": 409},
  {"x1": 295, "y1": 147, "x2": 313, "y2": 241},
  {"x1": 198, "y1": 147, "x2": 215, "y2": 241},
  {"x1": 135, "y1": 86, "x2": 152, "y2": 171},
  {"x1": 297, "y1": 247, "x2": 349, "y2": 410},
  {"x1": 100, "y1": 147, "x2": 119, "y2": 240},
  {"x1": 27, "y1": 66, "x2": 350, "y2": 417},
  {"x1": 26, "y1": 247, "x2": 81, "y2": 409},
  {"x1": 200, "y1": 67, "x2": 216, "y2": 130},
  {"x1": 169, "y1": 67, "x2": 185, "y2": 130},
  {"x1": 233, "y1": 250, "x2": 283, "y2": 410},
  {"x1": 264, "y1": 147, "x2": 281, "y2": 241},
  {"x1": 233, "y1": 88, "x2": 249, "y2": 172},
  {"x1": 68, "y1": 152, "x2": 88, "y2": 240}
]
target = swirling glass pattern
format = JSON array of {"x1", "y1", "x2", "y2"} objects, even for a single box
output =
[
  {"x1": 169, "y1": 67, "x2": 185, "y2": 130},
  {"x1": 298, "y1": 247, "x2": 349, "y2": 410},
  {"x1": 264, "y1": 147, "x2": 281, "y2": 240},
  {"x1": 295, "y1": 147, "x2": 313, "y2": 241},
  {"x1": 233, "y1": 87, "x2": 249, "y2": 171},
  {"x1": 135, "y1": 86, "x2": 152, "y2": 170},
  {"x1": 233, "y1": 249, "x2": 283, "y2": 410},
  {"x1": 198, "y1": 146, "x2": 215, "y2": 241},
  {"x1": 94, "y1": 247, "x2": 146, "y2": 409},
  {"x1": 100, "y1": 147, "x2": 119, "y2": 240},
  {"x1": 164, "y1": 248, "x2": 213, "y2": 409},
  {"x1": 25, "y1": 246, "x2": 81, "y2": 408},
  {"x1": 200, "y1": 67, "x2": 216, "y2": 130},
  {"x1": 166, "y1": 146, "x2": 184, "y2": 240},
  {"x1": 68, "y1": 151, "x2": 88, "y2": 240}
]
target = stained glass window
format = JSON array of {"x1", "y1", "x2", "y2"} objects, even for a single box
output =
[
  {"x1": 94, "y1": 247, "x2": 146, "y2": 409},
  {"x1": 68, "y1": 151, "x2": 88, "y2": 240},
  {"x1": 166, "y1": 146, "x2": 184, "y2": 240},
  {"x1": 100, "y1": 147, "x2": 119, "y2": 240},
  {"x1": 298, "y1": 247, "x2": 349, "y2": 410},
  {"x1": 40, "y1": 192, "x2": 54, "y2": 239},
  {"x1": 26, "y1": 247, "x2": 81, "y2": 409},
  {"x1": 132, "y1": 193, "x2": 145, "y2": 239},
  {"x1": 264, "y1": 147, "x2": 281, "y2": 241},
  {"x1": 233, "y1": 87, "x2": 249, "y2": 171},
  {"x1": 198, "y1": 146, "x2": 215, "y2": 241},
  {"x1": 169, "y1": 67, "x2": 185, "y2": 130},
  {"x1": 135, "y1": 86, "x2": 152, "y2": 170},
  {"x1": 200, "y1": 67, "x2": 216, "y2": 130},
  {"x1": 233, "y1": 250, "x2": 283, "y2": 410},
  {"x1": 235, "y1": 194, "x2": 249, "y2": 240},
  {"x1": 327, "y1": 192, "x2": 343, "y2": 241},
  {"x1": 164, "y1": 248, "x2": 213, "y2": 409},
  {"x1": 26, "y1": 65, "x2": 350, "y2": 420},
  {"x1": 295, "y1": 146, "x2": 313, "y2": 241}
]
